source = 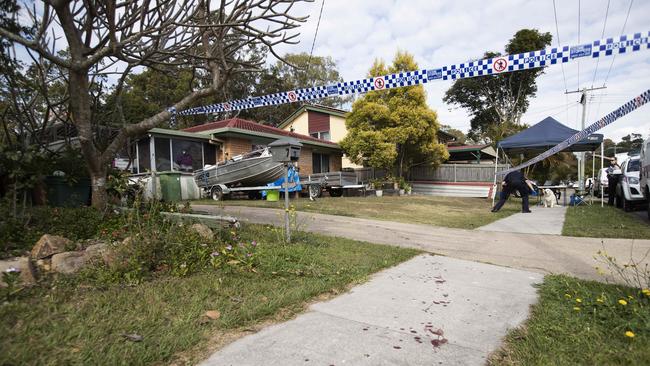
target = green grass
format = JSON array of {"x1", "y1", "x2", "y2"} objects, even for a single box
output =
[
  {"x1": 490, "y1": 275, "x2": 650, "y2": 365},
  {"x1": 197, "y1": 195, "x2": 521, "y2": 230},
  {"x1": 562, "y1": 204, "x2": 650, "y2": 239},
  {"x1": 0, "y1": 224, "x2": 419, "y2": 365}
]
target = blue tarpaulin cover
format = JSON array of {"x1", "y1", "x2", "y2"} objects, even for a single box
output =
[
  {"x1": 497, "y1": 116, "x2": 603, "y2": 154},
  {"x1": 262, "y1": 166, "x2": 302, "y2": 197}
]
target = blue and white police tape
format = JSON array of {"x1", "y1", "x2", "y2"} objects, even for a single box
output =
[
  {"x1": 177, "y1": 30, "x2": 650, "y2": 116},
  {"x1": 496, "y1": 89, "x2": 650, "y2": 176}
]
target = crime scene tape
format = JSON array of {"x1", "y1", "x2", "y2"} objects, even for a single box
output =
[
  {"x1": 496, "y1": 89, "x2": 650, "y2": 176},
  {"x1": 175, "y1": 30, "x2": 650, "y2": 116}
]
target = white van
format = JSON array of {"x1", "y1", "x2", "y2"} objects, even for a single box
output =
[{"x1": 640, "y1": 137, "x2": 650, "y2": 217}]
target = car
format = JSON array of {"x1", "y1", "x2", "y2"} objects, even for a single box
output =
[
  {"x1": 615, "y1": 156, "x2": 645, "y2": 211},
  {"x1": 593, "y1": 168, "x2": 609, "y2": 198},
  {"x1": 640, "y1": 137, "x2": 650, "y2": 218}
]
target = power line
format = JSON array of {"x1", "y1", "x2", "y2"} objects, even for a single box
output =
[
  {"x1": 602, "y1": 0, "x2": 633, "y2": 86},
  {"x1": 306, "y1": 0, "x2": 325, "y2": 88},
  {"x1": 552, "y1": 0, "x2": 570, "y2": 123},
  {"x1": 591, "y1": 0, "x2": 610, "y2": 87}
]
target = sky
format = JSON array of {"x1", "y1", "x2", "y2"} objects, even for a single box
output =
[{"x1": 273, "y1": 0, "x2": 650, "y2": 142}]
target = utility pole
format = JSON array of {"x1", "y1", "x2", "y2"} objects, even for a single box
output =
[{"x1": 565, "y1": 86, "x2": 606, "y2": 190}]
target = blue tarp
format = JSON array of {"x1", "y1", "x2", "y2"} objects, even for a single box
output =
[
  {"x1": 497, "y1": 116, "x2": 603, "y2": 154},
  {"x1": 262, "y1": 166, "x2": 302, "y2": 197}
]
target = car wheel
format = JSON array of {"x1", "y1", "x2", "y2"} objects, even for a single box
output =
[
  {"x1": 211, "y1": 186, "x2": 224, "y2": 201},
  {"x1": 622, "y1": 196, "x2": 632, "y2": 212}
]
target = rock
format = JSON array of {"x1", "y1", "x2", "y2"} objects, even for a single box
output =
[
  {"x1": 0, "y1": 257, "x2": 37, "y2": 286},
  {"x1": 35, "y1": 258, "x2": 52, "y2": 272},
  {"x1": 31, "y1": 234, "x2": 72, "y2": 260},
  {"x1": 204, "y1": 310, "x2": 221, "y2": 320},
  {"x1": 51, "y1": 251, "x2": 90, "y2": 274},
  {"x1": 190, "y1": 223, "x2": 214, "y2": 241}
]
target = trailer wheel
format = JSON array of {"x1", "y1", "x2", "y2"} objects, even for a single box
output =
[
  {"x1": 211, "y1": 186, "x2": 224, "y2": 201},
  {"x1": 329, "y1": 188, "x2": 343, "y2": 197},
  {"x1": 309, "y1": 185, "x2": 322, "y2": 200}
]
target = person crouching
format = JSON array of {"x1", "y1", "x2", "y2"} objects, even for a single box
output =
[{"x1": 491, "y1": 169, "x2": 532, "y2": 213}]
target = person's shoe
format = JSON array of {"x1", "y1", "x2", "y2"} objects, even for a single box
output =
[
  {"x1": 491, "y1": 208, "x2": 499, "y2": 212},
  {"x1": 522, "y1": 210, "x2": 532, "y2": 213}
]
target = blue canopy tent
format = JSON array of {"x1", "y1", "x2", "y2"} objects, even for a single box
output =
[
  {"x1": 497, "y1": 116, "x2": 603, "y2": 154},
  {"x1": 492, "y1": 116, "x2": 605, "y2": 205}
]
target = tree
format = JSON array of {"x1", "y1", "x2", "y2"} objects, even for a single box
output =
[
  {"x1": 444, "y1": 29, "x2": 552, "y2": 144},
  {"x1": 340, "y1": 51, "x2": 448, "y2": 177},
  {"x1": 238, "y1": 52, "x2": 350, "y2": 125},
  {"x1": 616, "y1": 133, "x2": 643, "y2": 153},
  {"x1": 1, "y1": 0, "x2": 309, "y2": 208}
]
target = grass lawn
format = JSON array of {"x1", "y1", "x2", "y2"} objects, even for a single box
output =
[
  {"x1": 490, "y1": 275, "x2": 650, "y2": 365},
  {"x1": 0, "y1": 224, "x2": 419, "y2": 365},
  {"x1": 197, "y1": 195, "x2": 521, "y2": 230},
  {"x1": 562, "y1": 204, "x2": 650, "y2": 239}
]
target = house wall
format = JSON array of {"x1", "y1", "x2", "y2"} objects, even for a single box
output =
[
  {"x1": 298, "y1": 147, "x2": 313, "y2": 175},
  {"x1": 285, "y1": 113, "x2": 309, "y2": 136},
  {"x1": 223, "y1": 137, "x2": 252, "y2": 158},
  {"x1": 330, "y1": 153, "x2": 343, "y2": 172}
]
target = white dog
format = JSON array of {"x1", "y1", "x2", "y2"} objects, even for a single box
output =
[{"x1": 543, "y1": 188, "x2": 556, "y2": 208}]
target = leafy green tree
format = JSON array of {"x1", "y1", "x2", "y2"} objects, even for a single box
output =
[
  {"x1": 440, "y1": 125, "x2": 468, "y2": 145},
  {"x1": 340, "y1": 51, "x2": 448, "y2": 177},
  {"x1": 444, "y1": 29, "x2": 552, "y2": 143}
]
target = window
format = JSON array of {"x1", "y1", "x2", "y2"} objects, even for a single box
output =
[
  {"x1": 628, "y1": 159, "x2": 640, "y2": 172},
  {"x1": 155, "y1": 137, "x2": 171, "y2": 171},
  {"x1": 204, "y1": 143, "x2": 217, "y2": 165},
  {"x1": 312, "y1": 153, "x2": 330, "y2": 173},
  {"x1": 310, "y1": 131, "x2": 331, "y2": 141},
  {"x1": 137, "y1": 137, "x2": 150, "y2": 173},
  {"x1": 171, "y1": 139, "x2": 203, "y2": 172}
]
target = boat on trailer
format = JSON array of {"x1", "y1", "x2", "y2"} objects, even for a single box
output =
[{"x1": 193, "y1": 148, "x2": 286, "y2": 200}]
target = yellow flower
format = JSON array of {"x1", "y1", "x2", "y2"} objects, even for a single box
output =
[
  {"x1": 642, "y1": 289, "x2": 650, "y2": 296},
  {"x1": 575, "y1": 298, "x2": 582, "y2": 303},
  {"x1": 625, "y1": 331, "x2": 635, "y2": 338},
  {"x1": 564, "y1": 293, "x2": 572, "y2": 298},
  {"x1": 628, "y1": 295, "x2": 634, "y2": 300},
  {"x1": 618, "y1": 299, "x2": 628, "y2": 306},
  {"x1": 573, "y1": 307, "x2": 581, "y2": 311},
  {"x1": 596, "y1": 298, "x2": 604, "y2": 303}
]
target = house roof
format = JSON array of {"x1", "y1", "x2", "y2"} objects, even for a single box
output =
[
  {"x1": 182, "y1": 117, "x2": 340, "y2": 149},
  {"x1": 277, "y1": 104, "x2": 348, "y2": 129},
  {"x1": 447, "y1": 144, "x2": 491, "y2": 152},
  {"x1": 148, "y1": 127, "x2": 212, "y2": 140},
  {"x1": 447, "y1": 144, "x2": 497, "y2": 162}
]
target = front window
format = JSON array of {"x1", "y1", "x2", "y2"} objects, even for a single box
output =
[
  {"x1": 310, "y1": 131, "x2": 331, "y2": 141},
  {"x1": 628, "y1": 159, "x2": 640, "y2": 172},
  {"x1": 155, "y1": 137, "x2": 171, "y2": 171},
  {"x1": 312, "y1": 153, "x2": 330, "y2": 173}
]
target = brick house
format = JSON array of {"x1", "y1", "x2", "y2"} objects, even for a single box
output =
[{"x1": 182, "y1": 117, "x2": 343, "y2": 175}]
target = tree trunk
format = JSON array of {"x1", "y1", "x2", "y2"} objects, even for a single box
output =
[{"x1": 90, "y1": 168, "x2": 108, "y2": 209}]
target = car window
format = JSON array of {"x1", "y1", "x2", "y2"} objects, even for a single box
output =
[{"x1": 628, "y1": 159, "x2": 640, "y2": 172}]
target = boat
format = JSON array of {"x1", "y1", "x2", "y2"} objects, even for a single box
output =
[{"x1": 193, "y1": 148, "x2": 285, "y2": 188}]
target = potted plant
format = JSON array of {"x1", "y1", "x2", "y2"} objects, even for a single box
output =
[
  {"x1": 404, "y1": 183, "x2": 412, "y2": 195},
  {"x1": 372, "y1": 179, "x2": 383, "y2": 197}
]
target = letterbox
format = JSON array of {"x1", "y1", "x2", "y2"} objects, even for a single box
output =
[{"x1": 269, "y1": 138, "x2": 302, "y2": 163}]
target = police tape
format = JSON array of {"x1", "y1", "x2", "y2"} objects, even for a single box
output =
[
  {"x1": 496, "y1": 89, "x2": 650, "y2": 176},
  {"x1": 176, "y1": 30, "x2": 650, "y2": 116}
]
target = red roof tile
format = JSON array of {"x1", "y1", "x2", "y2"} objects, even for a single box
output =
[{"x1": 182, "y1": 118, "x2": 338, "y2": 146}]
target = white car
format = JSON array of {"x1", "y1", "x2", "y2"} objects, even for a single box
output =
[{"x1": 615, "y1": 156, "x2": 645, "y2": 211}]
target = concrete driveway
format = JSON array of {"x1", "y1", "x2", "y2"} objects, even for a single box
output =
[
  {"x1": 201, "y1": 255, "x2": 542, "y2": 366},
  {"x1": 194, "y1": 204, "x2": 650, "y2": 282}
]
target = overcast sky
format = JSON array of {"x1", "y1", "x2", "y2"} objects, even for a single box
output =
[{"x1": 274, "y1": 0, "x2": 650, "y2": 142}]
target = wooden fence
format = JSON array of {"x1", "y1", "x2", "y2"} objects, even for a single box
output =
[{"x1": 353, "y1": 163, "x2": 510, "y2": 183}]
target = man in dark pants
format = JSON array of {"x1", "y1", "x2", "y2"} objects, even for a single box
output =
[
  {"x1": 606, "y1": 158, "x2": 621, "y2": 206},
  {"x1": 491, "y1": 170, "x2": 531, "y2": 213}
]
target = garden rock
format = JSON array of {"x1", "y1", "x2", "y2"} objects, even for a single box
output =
[
  {"x1": 190, "y1": 223, "x2": 214, "y2": 241},
  {"x1": 0, "y1": 257, "x2": 37, "y2": 286},
  {"x1": 51, "y1": 251, "x2": 90, "y2": 274},
  {"x1": 31, "y1": 234, "x2": 72, "y2": 260}
]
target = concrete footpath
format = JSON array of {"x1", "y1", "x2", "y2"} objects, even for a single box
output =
[
  {"x1": 477, "y1": 206, "x2": 567, "y2": 235},
  {"x1": 194, "y1": 205, "x2": 650, "y2": 282},
  {"x1": 201, "y1": 255, "x2": 542, "y2": 366}
]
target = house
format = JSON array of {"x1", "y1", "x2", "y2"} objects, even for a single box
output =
[
  {"x1": 446, "y1": 144, "x2": 497, "y2": 164},
  {"x1": 182, "y1": 118, "x2": 343, "y2": 175},
  {"x1": 130, "y1": 118, "x2": 344, "y2": 199},
  {"x1": 277, "y1": 104, "x2": 458, "y2": 168}
]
